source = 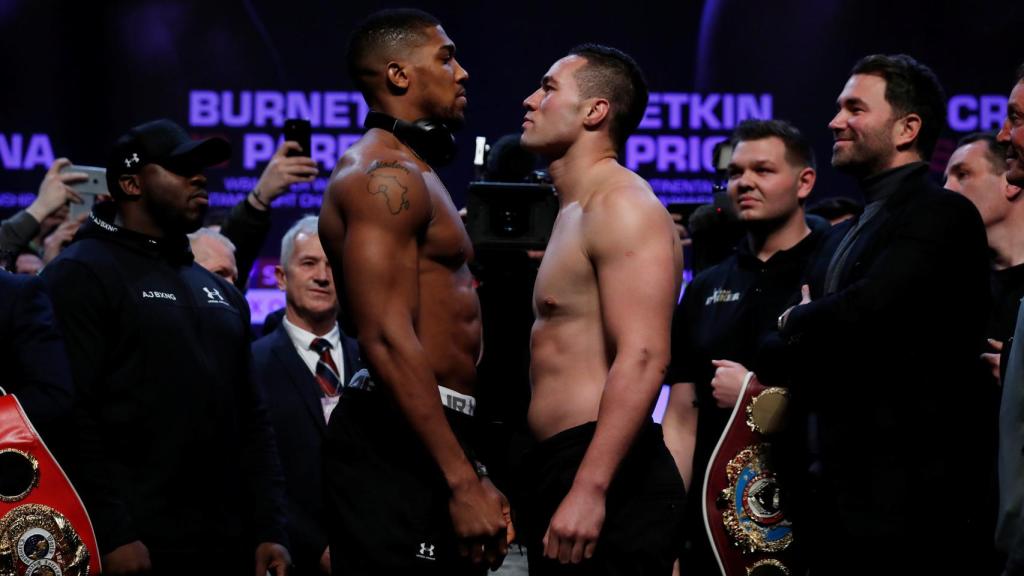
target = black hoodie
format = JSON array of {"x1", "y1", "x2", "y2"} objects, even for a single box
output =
[{"x1": 40, "y1": 201, "x2": 287, "y2": 561}]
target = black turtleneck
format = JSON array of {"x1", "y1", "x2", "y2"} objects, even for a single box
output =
[
  {"x1": 823, "y1": 162, "x2": 929, "y2": 294},
  {"x1": 858, "y1": 161, "x2": 928, "y2": 205}
]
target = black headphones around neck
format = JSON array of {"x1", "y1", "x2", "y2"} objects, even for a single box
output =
[{"x1": 363, "y1": 111, "x2": 457, "y2": 167}]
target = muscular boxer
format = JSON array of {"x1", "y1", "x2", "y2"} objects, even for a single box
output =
[
  {"x1": 318, "y1": 9, "x2": 508, "y2": 575},
  {"x1": 519, "y1": 44, "x2": 685, "y2": 575}
]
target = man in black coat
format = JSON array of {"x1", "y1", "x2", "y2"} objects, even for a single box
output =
[
  {"x1": 0, "y1": 269, "x2": 73, "y2": 435},
  {"x1": 778, "y1": 54, "x2": 992, "y2": 574},
  {"x1": 42, "y1": 119, "x2": 291, "y2": 575},
  {"x1": 252, "y1": 215, "x2": 367, "y2": 575}
]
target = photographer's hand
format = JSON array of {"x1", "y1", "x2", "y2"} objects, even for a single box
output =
[
  {"x1": 27, "y1": 158, "x2": 86, "y2": 223},
  {"x1": 249, "y1": 142, "x2": 319, "y2": 211}
]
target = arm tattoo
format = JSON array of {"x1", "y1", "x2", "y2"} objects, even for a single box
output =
[
  {"x1": 366, "y1": 161, "x2": 411, "y2": 215},
  {"x1": 366, "y1": 160, "x2": 411, "y2": 175}
]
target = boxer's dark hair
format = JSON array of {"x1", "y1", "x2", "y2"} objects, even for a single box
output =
[
  {"x1": 567, "y1": 44, "x2": 648, "y2": 151},
  {"x1": 347, "y1": 9, "x2": 441, "y2": 95}
]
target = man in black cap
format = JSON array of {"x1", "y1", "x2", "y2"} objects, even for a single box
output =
[{"x1": 41, "y1": 119, "x2": 291, "y2": 575}]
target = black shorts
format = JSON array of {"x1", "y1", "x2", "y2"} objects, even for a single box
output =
[
  {"x1": 520, "y1": 421, "x2": 686, "y2": 576},
  {"x1": 323, "y1": 388, "x2": 485, "y2": 576}
]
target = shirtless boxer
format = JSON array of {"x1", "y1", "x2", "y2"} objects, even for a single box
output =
[
  {"x1": 318, "y1": 9, "x2": 508, "y2": 575},
  {"x1": 519, "y1": 44, "x2": 686, "y2": 575}
]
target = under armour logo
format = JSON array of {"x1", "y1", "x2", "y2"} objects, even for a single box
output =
[
  {"x1": 202, "y1": 287, "x2": 224, "y2": 302},
  {"x1": 124, "y1": 153, "x2": 140, "y2": 168},
  {"x1": 417, "y1": 542, "x2": 435, "y2": 560}
]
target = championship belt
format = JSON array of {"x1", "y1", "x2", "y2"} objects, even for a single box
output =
[
  {"x1": 0, "y1": 390, "x2": 100, "y2": 576},
  {"x1": 703, "y1": 373, "x2": 799, "y2": 576}
]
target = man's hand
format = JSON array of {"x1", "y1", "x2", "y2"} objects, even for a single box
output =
[
  {"x1": 984, "y1": 338, "x2": 1004, "y2": 383},
  {"x1": 255, "y1": 542, "x2": 291, "y2": 576},
  {"x1": 710, "y1": 359, "x2": 751, "y2": 408},
  {"x1": 449, "y1": 476, "x2": 508, "y2": 568},
  {"x1": 799, "y1": 284, "x2": 811, "y2": 305},
  {"x1": 319, "y1": 546, "x2": 331, "y2": 575},
  {"x1": 778, "y1": 284, "x2": 812, "y2": 332},
  {"x1": 101, "y1": 540, "x2": 152, "y2": 575},
  {"x1": 249, "y1": 142, "x2": 319, "y2": 210},
  {"x1": 543, "y1": 481, "x2": 606, "y2": 564},
  {"x1": 26, "y1": 158, "x2": 85, "y2": 224},
  {"x1": 481, "y1": 477, "x2": 514, "y2": 568},
  {"x1": 489, "y1": 477, "x2": 516, "y2": 546},
  {"x1": 42, "y1": 212, "x2": 87, "y2": 263}
]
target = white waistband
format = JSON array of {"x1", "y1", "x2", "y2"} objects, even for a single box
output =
[
  {"x1": 439, "y1": 385, "x2": 476, "y2": 417},
  {"x1": 344, "y1": 376, "x2": 475, "y2": 416}
]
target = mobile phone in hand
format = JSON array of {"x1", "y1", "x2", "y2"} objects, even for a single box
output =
[
  {"x1": 283, "y1": 119, "x2": 312, "y2": 157},
  {"x1": 60, "y1": 164, "x2": 107, "y2": 219}
]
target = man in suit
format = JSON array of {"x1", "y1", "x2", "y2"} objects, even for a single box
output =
[
  {"x1": 252, "y1": 215, "x2": 365, "y2": 575},
  {"x1": 995, "y1": 62, "x2": 1024, "y2": 576},
  {"x1": 777, "y1": 54, "x2": 991, "y2": 574}
]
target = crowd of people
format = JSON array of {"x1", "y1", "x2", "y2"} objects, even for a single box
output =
[{"x1": 2, "y1": 7, "x2": 1024, "y2": 576}]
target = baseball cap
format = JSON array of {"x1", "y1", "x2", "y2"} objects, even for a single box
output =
[{"x1": 106, "y1": 119, "x2": 231, "y2": 195}]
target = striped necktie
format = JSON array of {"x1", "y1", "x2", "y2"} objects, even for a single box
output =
[{"x1": 310, "y1": 338, "x2": 341, "y2": 397}]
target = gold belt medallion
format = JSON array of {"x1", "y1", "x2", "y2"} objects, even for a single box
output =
[{"x1": 0, "y1": 504, "x2": 90, "y2": 576}]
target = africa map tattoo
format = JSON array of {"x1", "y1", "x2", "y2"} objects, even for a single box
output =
[{"x1": 366, "y1": 161, "x2": 411, "y2": 215}]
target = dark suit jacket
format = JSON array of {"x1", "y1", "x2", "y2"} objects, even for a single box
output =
[
  {"x1": 781, "y1": 165, "x2": 992, "y2": 571},
  {"x1": 0, "y1": 270, "x2": 73, "y2": 435},
  {"x1": 252, "y1": 321, "x2": 365, "y2": 575}
]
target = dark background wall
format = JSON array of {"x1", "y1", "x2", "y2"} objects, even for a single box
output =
[{"x1": 2, "y1": 0, "x2": 1023, "y2": 255}]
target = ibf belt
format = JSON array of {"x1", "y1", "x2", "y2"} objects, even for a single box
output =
[
  {"x1": 0, "y1": 391, "x2": 100, "y2": 576},
  {"x1": 703, "y1": 373, "x2": 799, "y2": 576}
]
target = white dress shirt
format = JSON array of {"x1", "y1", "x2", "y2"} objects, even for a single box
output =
[
  {"x1": 281, "y1": 316, "x2": 344, "y2": 378},
  {"x1": 281, "y1": 316, "x2": 345, "y2": 421}
]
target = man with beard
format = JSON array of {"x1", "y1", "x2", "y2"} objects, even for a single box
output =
[
  {"x1": 319, "y1": 9, "x2": 509, "y2": 575},
  {"x1": 995, "y1": 62, "x2": 1024, "y2": 576},
  {"x1": 777, "y1": 55, "x2": 991, "y2": 573},
  {"x1": 41, "y1": 119, "x2": 290, "y2": 575}
]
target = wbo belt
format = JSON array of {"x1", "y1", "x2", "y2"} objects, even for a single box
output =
[{"x1": 342, "y1": 371, "x2": 476, "y2": 417}]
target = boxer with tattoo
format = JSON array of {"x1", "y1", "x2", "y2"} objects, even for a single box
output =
[{"x1": 318, "y1": 9, "x2": 509, "y2": 576}]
